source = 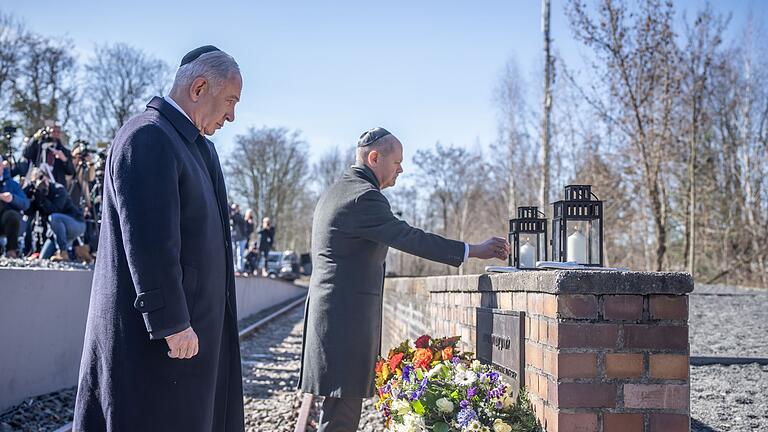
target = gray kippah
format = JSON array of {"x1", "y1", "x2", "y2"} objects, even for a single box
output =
[
  {"x1": 180, "y1": 45, "x2": 221, "y2": 67},
  {"x1": 357, "y1": 127, "x2": 391, "y2": 147}
]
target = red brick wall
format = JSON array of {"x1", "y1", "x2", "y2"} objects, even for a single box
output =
[{"x1": 382, "y1": 272, "x2": 692, "y2": 432}]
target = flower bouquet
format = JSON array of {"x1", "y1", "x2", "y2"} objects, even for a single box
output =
[{"x1": 375, "y1": 334, "x2": 539, "y2": 432}]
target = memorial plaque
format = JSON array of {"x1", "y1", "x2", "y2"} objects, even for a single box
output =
[{"x1": 475, "y1": 308, "x2": 525, "y2": 395}]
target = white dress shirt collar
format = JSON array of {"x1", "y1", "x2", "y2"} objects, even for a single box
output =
[{"x1": 163, "y1": 95, "x2": 193, "y2": 124}]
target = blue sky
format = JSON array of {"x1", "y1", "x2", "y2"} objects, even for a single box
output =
[{"x1": 4, "y1": 1, "x2": 764, "y2": 165}]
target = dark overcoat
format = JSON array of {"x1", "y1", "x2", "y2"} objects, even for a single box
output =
[
  {"x1": 299, "y1": 165, "x2": 466, "y2": 398},
  {"x1": 73, "y1": 97, "x2": 244, "y2": 432}
]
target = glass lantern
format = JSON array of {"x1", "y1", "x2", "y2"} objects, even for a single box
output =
[
  {"x1": 509, "y1": 206, "x2": 548, "y2": 269},
  {"x1": 551, "y1": 185, "x2": 603, "y2": 266}
]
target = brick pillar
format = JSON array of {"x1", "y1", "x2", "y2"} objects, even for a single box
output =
[
  {"x1": 382, "y1": 270, "x2": 693, "y2": 432},
  {"x1": 510, "y1": 272, "x2": 692, "y2": 432}
]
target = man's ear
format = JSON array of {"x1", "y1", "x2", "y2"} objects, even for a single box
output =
[
  {"x1": 189, "y1": 78, "x2": 208, "y2": 102},
  {"x1": 367, "y1": 149, "x2": 379, "y2": 166}
]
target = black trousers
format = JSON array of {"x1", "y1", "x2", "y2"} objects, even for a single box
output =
[
  {"x1": 318, "y1": 397, "x2": 362, "y2": 432},
  {"x1": 0, "y1": 208, "x2": 22, "y2": 252}
]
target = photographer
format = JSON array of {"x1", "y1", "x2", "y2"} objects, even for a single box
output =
[
  {"x1": 27, "y1": 168, "x2": 85, "y2": 262},
  {"x1": 69, "y1": 141, "x2": 96, "y2": 211},
  {"x1": 0, "y1": 155, "x2": 30, "y2": 258},
  {"x1": 23, "y1": 126, "x2": 75, "y2": 187}
]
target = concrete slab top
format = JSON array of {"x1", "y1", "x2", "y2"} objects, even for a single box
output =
[{"x1": 387, "y1": 270, "x2": 694, "y2": 295}]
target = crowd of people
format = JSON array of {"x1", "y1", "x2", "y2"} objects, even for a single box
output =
[
  {"x1": 228, "y1": 203, "x2": 276, "y2": 276},
  {"x1": 0, "y1": 123, "x2": 277, "y2": 271},
  {"x1": 1, "y1": 124, "x2": 98, "y2": 262}
]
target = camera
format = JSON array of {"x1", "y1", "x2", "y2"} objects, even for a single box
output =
[{"x1": 2, "y1": 125, "x2": 16, "y2": 141}]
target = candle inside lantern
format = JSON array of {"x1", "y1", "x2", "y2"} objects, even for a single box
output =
[
  {"x1": 519, "y1": 239, "x2": 536, "y2": 268},
  {"x1": 567, "y1": 227, "x2": 588, "y2": 263}
]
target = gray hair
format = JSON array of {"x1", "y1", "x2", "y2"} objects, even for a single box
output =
[
  {"x1": 172, "y1": 51, "x2": 240, "y2": 95},
  {"x1": 356, "y1": 135, "x2": 398, "y2": 165}
]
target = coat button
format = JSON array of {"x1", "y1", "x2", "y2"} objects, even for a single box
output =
[{"x1": 139, "y1": 300, "x2": 145, "y2": 307}]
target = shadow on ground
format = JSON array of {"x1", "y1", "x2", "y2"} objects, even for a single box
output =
[{"x1": 692, "y1": 418, "x2": 721, "y2": 432}]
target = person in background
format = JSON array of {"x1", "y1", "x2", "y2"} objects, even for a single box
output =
[
  {"x1": 0, "y1": 154, "x2": 30, "y2": 258},
  {"x1": 23, "y1": 126, "x2": 75, "y2": 187},
  {"x1": 229, "y1": 203, "x2": 248, "y2": 274},
  {"x1": 29, "y1": 168, "x2": 85, "y2": 262},
  {"x1": 243, "y1": 245, "x2": 260, "y2": 276},
  {"x1": 244, "y1": 208, "x2": 255, "y2": 249},
  {"x1": 256, "y1": 217, "x2": 275, "y2": 277}
]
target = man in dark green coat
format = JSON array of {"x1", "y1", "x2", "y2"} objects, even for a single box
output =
[{"x1": 299, "y1": 127, "x2": 510, "y2": 431}]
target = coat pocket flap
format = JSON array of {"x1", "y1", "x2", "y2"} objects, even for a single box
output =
[{"x1": 134, "y1": 289, "x2": 165, "y2": 313}]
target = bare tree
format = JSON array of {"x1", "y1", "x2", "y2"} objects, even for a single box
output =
[
  {"x1": 539, "y1": 0, "x2": 554, "y2": 213},
  {"x1": 225, "y1": 127, "x2": 311, "y2": 250},
  {"x1": 413, "y1": 143, "x2": 489, "y2": 275},
  {"x1": 312, "y1": 145, "x2": 355, "y2": 191},
  {"x1": 82, "y1": 43, "x2": 170, "y2": 143},
  {"x1": 11, "y1": 33, "x2": 78, "y2": 134},
  {"x1": 566, "y1": 0, "x2": 681, "y2": 271},
  {"x1": 494, "y1": 58, "x2": 536, "y2": 220},
  {"x1": 678, "y1": 6, "x2": 726, "y2": 276},
  {"x1": 0, "y1": 10, "x2": 25, "y2": 112}
]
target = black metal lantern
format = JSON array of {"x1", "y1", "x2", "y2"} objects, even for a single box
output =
[
  {"x1": 551, "y1": 185, "x2": 604, "y2": 266},
  {"x1": 509, "y1": 206, "x2": 548, "y2": 269}
]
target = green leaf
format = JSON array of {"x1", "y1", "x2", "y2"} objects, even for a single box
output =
[
  {"x1": 432, "y1": 422, "x2": 450, "y2": 432},
  {"x1": 412, "y1": 400, "x2": 425, "y2": 415},
  {"x1": 416, "y1": 368, "x2": 425, "y2": 381}
]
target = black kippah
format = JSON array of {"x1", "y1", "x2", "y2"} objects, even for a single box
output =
[
  {"x1": 180, "y1": 45, "x2": 221, "y2": 67},
  {"x1": 357, "y1": 127, "x2": 391, "y2": 147}
]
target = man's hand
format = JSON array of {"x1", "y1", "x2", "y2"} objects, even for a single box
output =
[
  {"x1": 53, "y1": 149, "x2": 68, "y2": 162},
  {"x1": 0, "y1": 192, "x2": 12, "y2": 204},
  {"x1": 165, "y1": 326, "x2": 199, "y2": 359},
  {"x1": 469, "y1": 237, "x2": 510, "y2": 261}
]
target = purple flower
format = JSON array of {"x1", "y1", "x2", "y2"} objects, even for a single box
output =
[
  {"x1": 409, "y1": 377, "x2": 429, "y2": 400},
  {"x1": 485, "y1": 371, "x2": 500, "y2": 383},
  {"x1": 456, "y1": 408, "x2": 477, "y2": 427},
  {"x1": 467, "y1": 387, "x2": 478, "y2": 398},
  {"x1": 452, "y1": 357, "x2": 461, "y2": 365},
  {"x1": 380, "y1": 383, "x2": 391, "y2": 394},
  {"x1": 488, "y1": 384, "x2": 507, "y2": 399},
  {"x1": 402, "y1": 364, "x2": 414, "y2": 383},
  {"x1": 460, "y1": 399, "x2": 470, "y2": 410}
]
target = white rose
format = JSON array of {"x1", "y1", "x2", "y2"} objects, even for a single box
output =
[
  {"x1": 392, "y1": 399, "x2": 411, "y2": 415},
  {"x1": 436, "y1": 397, "x2": 455, "y2": 413},
  {"x1": 493, "y1": 419, "x2": 513, "y2": 432},
  {"x1": 427, "y1": 363, "x2": 444, "y2": 379},
  {"x1": 471, "y1": 360, "x2": 482, "y2": 371},
  {"x1": 402, "y1": 413, "x2": 426, "y2": 432}
]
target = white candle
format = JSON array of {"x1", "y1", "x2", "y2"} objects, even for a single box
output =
[
  {"x1": 519, "y1": 240, "x2": 536, "y2": 268},
  {"x1": 567, "y1": 229, "x2": 588, "y2": 263}
]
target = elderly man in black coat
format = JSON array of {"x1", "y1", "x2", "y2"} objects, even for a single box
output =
[
  {"x1": 299, "y1": 127, "x2": 510, "y2": 431},
  {"x1": 74, "y1": 46, "x2": 245, "y2": 431}
]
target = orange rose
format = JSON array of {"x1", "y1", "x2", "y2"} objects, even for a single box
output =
[
  {"x1": 389, "y1": 352, "x2": 405, "y2": 371},
  {"x1": 441, "y1": 346, "x2": 453, "y2": 361},
  {"x1": 375, "y1": 359, "x2": 384, "y2": 374},
  {"x1": 413, "y1": 348, "x2": 433, "y2": 369}
]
